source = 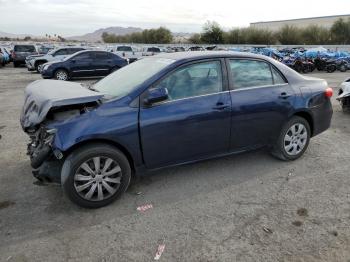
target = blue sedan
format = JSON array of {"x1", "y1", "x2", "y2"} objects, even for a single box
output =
[
  {"x1": 21, "y1": 51, "x2": 333, "y2": 208},
  {"x1": 41, "y1": 50, "x2": 128, "y2": 80}
]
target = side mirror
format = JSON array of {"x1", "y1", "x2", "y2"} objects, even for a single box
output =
[{"x1": 144, "y1": 87, "x2": 169, "y2": 105}]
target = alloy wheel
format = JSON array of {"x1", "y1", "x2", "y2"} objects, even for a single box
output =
[
  {"x1": 283, "y1": 123, "x2": 308, "y2": 156},
  {"x1": 74, "y1": 157, "x2": 122, "y2": 201},
  {"x1": 56, "y1": 70, "x2": 68, "y2": 81}
]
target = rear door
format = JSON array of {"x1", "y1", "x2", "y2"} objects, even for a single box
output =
[
  {"x1": 227, "y1": 58, "x2": 295, "y2": 150},
  {"x1": 92, "y1": 52, "x2": 113, "y2": 76},
  {"x1": 139, "y1": 59, "x2": 232, "y2": 168},
  {"x1": 70, "y1": 52, "x2": 94, "y2": 77}
]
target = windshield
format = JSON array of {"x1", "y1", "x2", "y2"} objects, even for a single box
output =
[{"x1": 94, "y1": 57, "x2": 175, "y2": 98}]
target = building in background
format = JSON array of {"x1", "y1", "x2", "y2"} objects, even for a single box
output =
[{"x1": 250, "y1": 14, "x2": 350, "y2": 31}]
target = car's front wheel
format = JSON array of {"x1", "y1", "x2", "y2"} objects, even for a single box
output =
[
  {"x1": 54, "y1": 69, "x2": 69, "y2": 81},
  {"x1": 35, "y1": 61, "x2": 45, "y2": 73},
  {"x1": 62, "y1": 143, "x2": 131, "y2": 208},
  {"x1": 271, "y1": 116, "x2": 311, "y2": 161}
]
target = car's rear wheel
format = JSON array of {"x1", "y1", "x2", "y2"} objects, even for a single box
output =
[
  {"x1": 54, "y1": 69, "x2": 69, "y2": 81},
  {"x1": 271, "y1": 116, "x2": 311, "y2": 161},
  {"x1": 62, "y1": 143, "x2": 131, "y2": 208},
  {"x1": 13, "y1": 62, "x2": 19, "y2": 68}
]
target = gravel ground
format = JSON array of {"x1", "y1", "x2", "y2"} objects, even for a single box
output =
[{"x1": 0, "y1": 66, "x2": 350, "y2": 262}]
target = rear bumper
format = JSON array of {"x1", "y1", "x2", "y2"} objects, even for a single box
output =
[
  {"x1": 13, "y1": 58, "x2": 26, "y2": 63},
  {"x1": 310, "y1": 100, "x2": 333, "y2": 137}
]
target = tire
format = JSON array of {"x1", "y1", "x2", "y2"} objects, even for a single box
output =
[
  {"x1": 339, "y1": 64, "x2": 347, "y2": 72},
  {"x1": 271, "y1": 116, "x2": 311, "y2": 161},
  {"x1": 54, "y1": 69, "x2": 69, "y2": 81},
  {"x1": 35, "y1": 61, "x2": 46, "y2": 73},
  {"x1": 326, "y1": 65, "x2": 336, "y2": 73},
  {"x1": 13, "y1": 62, "x2": 19, "y2": 68},
  {"x1": 62, "y1": 143, "x2": 131, "y2": 208}
]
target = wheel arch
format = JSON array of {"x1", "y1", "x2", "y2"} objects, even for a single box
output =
[
  {"x1": 34, "y1": 59, "x2": 48, "y2": 66},
  {"x1": 293, "y1": 111, "x2": 314, "y2": 136},
  {"x1": 63, "y1": 138, "x2": 136, "y2": 173}
]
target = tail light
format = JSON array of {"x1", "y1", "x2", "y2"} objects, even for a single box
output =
[{"x1": 325, "y1": 87, "x2": 333, "y2": 98}]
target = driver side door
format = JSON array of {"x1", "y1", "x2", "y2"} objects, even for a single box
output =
[{"x1": 139, "y1": 59, "x2": 232, "y2": 169}]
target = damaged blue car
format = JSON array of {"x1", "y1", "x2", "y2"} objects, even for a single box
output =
[{"x1": 21, "y1": 51, "x2": 333, "y2": 208}]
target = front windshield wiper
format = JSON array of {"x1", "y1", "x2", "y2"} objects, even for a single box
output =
[{"x1": 88, "y1": 86, "x2": 100, "y2": 92}]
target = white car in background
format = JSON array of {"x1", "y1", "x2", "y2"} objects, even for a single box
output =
[
  {"x1": 108, "y1": 45, "x2": 141, "y2": 63},
  {"x1": 142, "y1": 46, "x2": 162, "y2": 56},
  {"x1": 25, "y1": 47, "x2": 85, "y2": 72}
]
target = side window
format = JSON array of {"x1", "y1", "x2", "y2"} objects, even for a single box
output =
[
  {"x1": 95, "y1": 52, "x2": 109, "y2": 60},
  {"x1": 74, "y1": 53, "x2": 92, "y2": 60},
  {"x1": 229, "y1": 60, "x2": 273, "y2": 89},
  {"x1": 156, "y1": 61, "x2": 223, "y2": 101},
  {"x1": 54, "y1": 49, "x2": 67, "y2": 56},
  {"x1": 68, "y1": 48, "x2": 82, "y2": 54},
  {"x1": 271, "y1": 66, "x2": 287, "y2": 85}
]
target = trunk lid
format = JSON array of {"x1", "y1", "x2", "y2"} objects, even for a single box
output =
[{"x1": 20, "y1": 80, "x2": 104, "y2": 130}]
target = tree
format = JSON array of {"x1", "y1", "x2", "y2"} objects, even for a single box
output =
[
  {"x1": 102, "y1": 27, "x2": 173, "y2": 44},
  {"x1": 330, "y1": 18, "x2": 350, "y2": 44},
  {"x1": 189, "y1": 33, "x2": 202, "y2": 44},
  {"x1": 23, "y1": 36, "x2": 32, "y2": 41},
  {"x1": 301, "y1": 25, "x2": 330, "y2": 45},
  {"x1": 276, "y1": 25, "x2": 303, "y2": 45},
  {"x1": 201, "y1": 21, "x2": 224, "y2": 44}
]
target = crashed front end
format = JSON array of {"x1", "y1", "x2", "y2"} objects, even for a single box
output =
[
  {"x1": 25, "y1": 125, "x2": 63, "y2": 183},
  {"x1": 20, "y1": 80, "x2": 103, "y2": 183},
  {"x1": 337, "y1": 78, "x2": 350, "y2": 112}
]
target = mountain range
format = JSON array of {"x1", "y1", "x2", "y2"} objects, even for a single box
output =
[
  {"x1": 0, "y1": 26, "x2": 193, "y2": 42},
  {"x1": 66, "y1": 27, "x2": 143, "y2": 42}
]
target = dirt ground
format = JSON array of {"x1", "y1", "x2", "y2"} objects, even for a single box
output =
[{"x1": 0, "y1": 66, "x2": 350, "y2": 262}]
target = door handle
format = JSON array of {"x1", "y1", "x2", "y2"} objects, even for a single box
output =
[
  {"x1": 213, "y1": 102, "x2": 230, "y2": 110},
  {"x1": 279, "y1": 92, "x2": 291, "y2": 99}
]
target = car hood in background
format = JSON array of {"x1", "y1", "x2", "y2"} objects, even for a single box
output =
[
  {"x1": 26, "y1": 54, "x2": 45, "y2": 60},
  {"x1": 20, "y1": 80, "x2": 104, "y2": 130}
]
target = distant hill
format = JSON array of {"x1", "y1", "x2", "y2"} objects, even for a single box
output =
[
  {"x1": 0, "y1": 31, "x2": 37, "y2": 39},
  {"x1": 67, "y1": 27, "x2": 143, "y2": 42}
]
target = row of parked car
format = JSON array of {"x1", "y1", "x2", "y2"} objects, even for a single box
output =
[{"x1": 4, "y1": 44, "x2": 166, "y2": 80}]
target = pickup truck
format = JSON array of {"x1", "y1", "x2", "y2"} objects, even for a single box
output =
[
  {"x1": 12, "y1": 44, "x2": 38, "y2": 67},
  {"x1": 108, "y1": 45, "x2": 141, "y2": 63},
  {"x1": 26, "y1": 47, "x2": 85, "y2": 72}
]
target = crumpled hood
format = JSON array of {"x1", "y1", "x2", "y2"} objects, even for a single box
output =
[
  {"x1": 337, "y1": 81, "x2": 350, "y2": 100},
  {"x1": 20, "y1": 80, "x2": 104, "y2": 130}
]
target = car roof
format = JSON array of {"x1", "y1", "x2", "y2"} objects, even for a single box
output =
[{"x1": 154, "y1": 51, "x2": 269, "y2": 61}]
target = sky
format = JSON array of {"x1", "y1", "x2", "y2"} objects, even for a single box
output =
[{"x1": 0, "y1": 0, "x2": 348, "y2": 36}]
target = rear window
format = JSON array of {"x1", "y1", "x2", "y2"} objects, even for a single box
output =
[
  {"x1": 147, "y1": 47, "x2": 160, "y2": 53},
  {"x1": 117, "y1": 46, "x2": 132, "y2": 52},
  {"x1": 14, "y1": 45, "x2": 36, "y2": 52}
]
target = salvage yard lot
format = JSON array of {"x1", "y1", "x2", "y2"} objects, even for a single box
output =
[{"x1": 0, "y1": 66, "x2": 350, "y2": 261}]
